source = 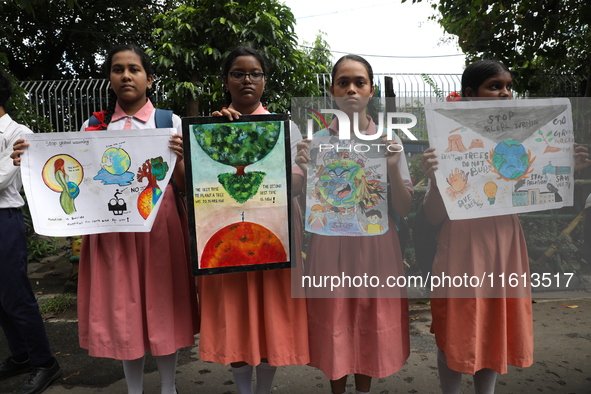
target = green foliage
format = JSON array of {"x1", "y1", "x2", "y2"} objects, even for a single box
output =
[
  {"x1": 38, "y1": 294, "x2": 74, "y2": 315},
  {"x1": 301, "y1": 31, "x2": 333, "y2": 96},
  {"x1": 0, "y1": 66, "x2": 54, "y2": 132},
  {"x1": 0, "y1": 0, "x2": 167, "y2": 80},
  {"x1": 20, "y1": 193, "x2": 60, "y2": 261},
  {"x1": 554, "y1": 233, "x2": 583, "y2": 274},
  {"x1": 218, "y1": 171, "x2": 265, "y2": 203},
  {"x1": 402, "y1": 100, "x2": 428, "y2": 140},
  {"x1": 148, "y1": 0, "x2": 331, "y2": 116},
  {"x1": 27, "y1": 236, "x2": 59, "y2": 262},
  {"x1": 408, "y1": 155, "x2": 426, "y2": 186},
  {"x1": 301, "y1": 31, "x2": 333, "y2": 75},
  {"x1": 195, "y1": 121, "x2": 281, "y2": 166},
  {"x1": 421, "y1": 74, "x2": 443, "y2": 99},
  {"x1": 405, "y1": 0, "x2": 591, "y2": 97},
  {"x1": 521, "y1": 216, "x2": 587, "y2": 274}
]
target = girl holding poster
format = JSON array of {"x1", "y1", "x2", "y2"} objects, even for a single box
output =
[
  {"x1": 14, "y1": 45, "x2": 199, "y2": 394},
  {"x1": 198, "y1": 46, "x2": 310, "y2": 394},
  {"x1": 420, "y1": 59, "x2": 589, "y2": 393},
  {"x1": 79, "y1": 45, "x2": 198, "y2": 394},
  {"x1": 295, "y1": 55, "x2": 413, "y2": 394}
]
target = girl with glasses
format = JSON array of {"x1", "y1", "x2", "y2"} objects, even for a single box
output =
[{"x1": 198, "y1": 46, "x2": 310, "y2": 394}]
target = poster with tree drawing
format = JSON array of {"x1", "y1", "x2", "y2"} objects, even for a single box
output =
[
  {"x1": 183, "y1": 115, "x2": 291, "y2": 276},
  {"x1": 20, "y1": 129, "x2": 176, "y2": 236},
  {"x1": 425, "y1": 98, "x2": 574, "y2": 220},
  {"x1": 304, "y1": 135, "x2": 388, "y2": 236}
]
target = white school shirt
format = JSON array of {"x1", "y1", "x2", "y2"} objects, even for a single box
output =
[{"x1": 0, "y1": 114, "x2": 33, "y2": 208}]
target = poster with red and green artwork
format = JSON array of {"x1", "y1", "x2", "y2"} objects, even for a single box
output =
[
  {"x1": 183, "y1": 115, "x2": 292, "y2": 276},
  {"x1": 20, "y1": 129, "x2": 176, "y2": 236}
]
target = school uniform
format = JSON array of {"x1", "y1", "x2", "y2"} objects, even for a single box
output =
[
  {"x1": 0, "y1": 114, "x2": 54, "y2": 367},
  {"x1": 77, "y1": 100, "x2": 199, "y2": 360}
]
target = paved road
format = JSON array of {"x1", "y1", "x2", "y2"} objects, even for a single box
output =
[
  {"x1": 1, "y1": 258, "x2": 590, "y2": 393},
  {"x1": 2, "y1": 298, "x2": 590, "y2": 393}
]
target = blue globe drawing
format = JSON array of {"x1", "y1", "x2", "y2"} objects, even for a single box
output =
[
  {"x1": 101, "y1": 148, "x2": 131, "y2": 175},
  {"x1": 67, "y1": 181, "x2": 80, "y2": 199},
  {"x1": 492, "y1": 139, "x2": 529, "y2": 180},
  {"x1": 94, "y1": 147, "x2": 134, "y2": 186}
]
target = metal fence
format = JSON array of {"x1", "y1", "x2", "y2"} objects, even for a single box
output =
[
  {"x1": 19, "y1": 79, "x2": 167, "y2": 133},
  {"x1": 19, "y1": 73, "x2": 584, "y2": 138}
]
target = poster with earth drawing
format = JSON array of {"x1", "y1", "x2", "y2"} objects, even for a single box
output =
[
  {"x1": 304, "y1": 135, "x2": 389, "y2": 236},
  {"x1": 183, "y1": 115, "x2": 292, "y2": 276},
  {"x1": 425, "y1": 98, "x2": 574, "y2": 220},
  {"x1": 20, "y1": 129, "x2": 176, "y2": 236}
]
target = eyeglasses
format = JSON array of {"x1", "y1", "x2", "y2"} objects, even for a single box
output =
[{"x1": 228, "y1": 71, "x2": 265, "y2": 83}]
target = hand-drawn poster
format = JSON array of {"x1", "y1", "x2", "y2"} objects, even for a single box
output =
[
  {"x1": 21, "y1": 129, "x2": 177, "y2": 236},
  {"x1": 305, "y1": 135, "x2": 389, "y2": 236},
  {"x1": 425, "y1": 98, "x2": 574, "y2": 220},
  {"x1": 183, "y1": 115, "x2": 291, "y2": 276}
]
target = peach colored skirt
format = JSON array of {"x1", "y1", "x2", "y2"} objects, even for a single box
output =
[
  {"x1": 430, "y1": 215, "x2": 534, "y2": 374},
  {"x1": 197, "y1": 198, "x2": 309, "y2": 366}
]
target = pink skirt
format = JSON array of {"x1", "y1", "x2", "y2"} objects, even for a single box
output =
[
  {"x1": 78, "y1": 184, "x2": 199, "y2": 360},
  {"x1": 305, "y1": 218, "x2": 410, "y2": 379}
]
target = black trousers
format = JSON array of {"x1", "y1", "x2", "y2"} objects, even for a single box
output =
[{"x1": 0, "y1": 208, "x2": 53, "y2": 365}]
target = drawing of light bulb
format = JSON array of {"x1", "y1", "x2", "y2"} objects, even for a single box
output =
[{"x1": 484, "y1": 181, "x2": 498, "y2": 205}]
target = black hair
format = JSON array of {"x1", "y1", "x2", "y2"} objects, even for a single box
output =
[
  {"x1": 331, "y1": 54, "x2": 374, "y2": 86},
  {"x1": 365, "y1": 209, "x2": 382, "y2": 219},
  {"x1": 461, "y1": 59, "x2": 511, "y2": 97},
  {"x1": 0, "y1": 70, "x2": 13, "y2": 108},
  {"x1": 103, "y1": 45, "x2": 154, "y2": 125},
  {"x1": 221, "y1": 46, "x2": 269, "y2": 106},
  {"x1": 331, "y1": 54, "x2": 379, "y2": 123}
]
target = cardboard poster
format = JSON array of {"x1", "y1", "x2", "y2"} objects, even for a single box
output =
[
  {"x1": 21, "y1": 129, "x2": 176, "y2": 236},
  {"x1": 183, "y1": 115, "x2": 292, "y2": 276},
  {"x1": 304, "y1": 135, "x2": 389, "y2": 236},
  {"x1": 425, "y1": 98, "x2": 574, "y2": 220}
]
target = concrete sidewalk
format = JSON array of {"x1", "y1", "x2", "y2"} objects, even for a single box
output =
[{"x1": 1, "y1": 255, "x2": 590, "y2": 393}]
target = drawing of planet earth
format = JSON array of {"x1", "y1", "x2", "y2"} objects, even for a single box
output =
[
  {"x1": 491, "y1": 139, "x2": 529, "y2": 180},
  {"x1": 67, "y1": 181, "x2": 80, "y2": 199},
  {"x1": 316, "y1": 158, "x2": 365, "y2": 207},
  {"x1": 101, "y1": 148, "x2": 131, "y2": 175},
  {"x1": 137, "y1": 186, "x2": 163, "y2": 219},
  {"x1": 94, "y1": 147, "x2": 134, "y2": 185},
  {"x1": 200, "y1": 222, "x2": 287, "y2": 268}
]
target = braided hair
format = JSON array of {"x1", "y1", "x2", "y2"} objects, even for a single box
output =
[{"x1": 103, "y1": 45, "x2": 155, "y2": 125}]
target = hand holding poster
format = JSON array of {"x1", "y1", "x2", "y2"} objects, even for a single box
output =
[
  {"x1": 21, "y1": 129, "x2": 176, "y2": 236},
  {"x1": 183, "y1": 115, "x2": 292, "y2": 275},
  {"x1": 425, "y1": 98, "x2": 574, "y2": 220}
]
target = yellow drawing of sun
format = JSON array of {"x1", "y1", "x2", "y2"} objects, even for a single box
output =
[{"x1": 42, "y1": 154, "x2": 84, "y2": 192}]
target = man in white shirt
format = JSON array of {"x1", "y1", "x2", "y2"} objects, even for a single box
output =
[{"x1": 0, "y1": 71, "x2": 61, "y2": 394}]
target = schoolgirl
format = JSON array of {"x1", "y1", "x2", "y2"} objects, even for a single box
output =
[
  {"x1": 198, "y1": 46, "x2": 310, "y2": 394},
  {"x1": 420, "y1": 59, "x2": 590, "y2": 393},
  {"x1": 296, "y1": 54, "x2": 412, "y2": 394}
]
